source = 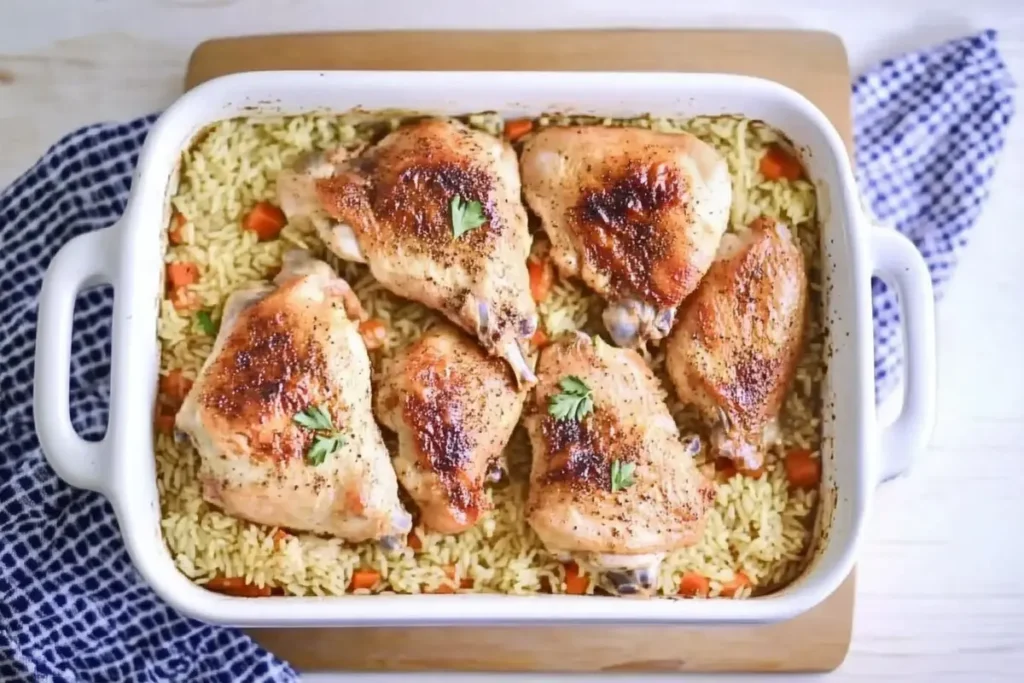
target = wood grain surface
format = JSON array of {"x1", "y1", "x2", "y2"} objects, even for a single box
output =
[{"x1": 185, "y1": 29, "x2": 854, "y2": 674}]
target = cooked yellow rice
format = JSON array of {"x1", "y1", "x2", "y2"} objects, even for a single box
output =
[{"x1": 157, "y1": 111, "x2": 824, "y2": 600}]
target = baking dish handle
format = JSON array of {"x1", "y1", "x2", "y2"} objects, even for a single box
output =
[
  {"x1": 34, "y1": 226, "x2": 120, "y2": 494},
  {"x1": 869, "y1": 226, "x2": 937, "y2": 482}
]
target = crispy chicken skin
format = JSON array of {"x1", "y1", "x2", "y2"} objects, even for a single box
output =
[
  {"x1": 524, "y1": 333, "x2": 714, "y2": 595},
  {"x1": 519, "y1": 126, "x2": 732, "y2": 348},
  {"x1": 278, "y1": 118, "x2": 538, "y2": 384},
  {"x1": 665, "y1": 217, "x2": 808, "y2": 470},
  {"x1": 374, "y1": 324, "x2": 527, "y2": 534},
  {"x1": 175, "y1": 250, "x2": 411, "y2": 545}
]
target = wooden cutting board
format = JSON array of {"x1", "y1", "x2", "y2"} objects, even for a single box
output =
[{"x1": 185, "y1": 29, "x2": 855, "y2": 673}]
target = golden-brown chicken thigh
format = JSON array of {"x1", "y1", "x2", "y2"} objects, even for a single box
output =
[
  {"x1": 520, "y1": 126, "x2": 732, "y2": 348},
  {"x1": 374, "y1": 324, "x2": 527, "y2": 534},
  {"x1": 665, "y1": 217, "x2": 808, "y2": 470},
  {"x1": 524, "y1": 333, "x2": 714, "y2": 596},
  {"x1": 175, "y1": 250, "x2": 412, "y2": 545},
  {"x1": 278, "y1": 118, "x2": 538, "y2": 384}
]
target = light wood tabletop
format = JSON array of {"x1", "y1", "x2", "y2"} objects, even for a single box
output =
[{"x1": 2, "y1": 1, "x2": 1023, "y2": 681}]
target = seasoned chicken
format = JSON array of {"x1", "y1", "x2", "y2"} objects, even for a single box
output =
[
  {"x1": 277, "y1": 118, "x2": 538, "y2": 384},
  {"x1": 519, "y1": 126, "x2": 732, "y2": 348},
  {"x1": 665, "y1": 217, "x2": 808, "y2": 470},
  {"x1": 524, "y1": 333, "x2": 714, "y2": 596},
  {"x1": 175, "y1": 250, "x2": 412, "y2": 545},
  {"x1": 374, "y1": 324, "x2": 527, "y2": 534},
  {"x1": 276, "y1": 147, "x2": 358, "y2": 255}
]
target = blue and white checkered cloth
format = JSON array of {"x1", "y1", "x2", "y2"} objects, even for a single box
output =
[
  {"x1": 0, "y1": 30, "x2": 1015, "y2": 682},
  {"x1": 854, "y1": 29, "x2": 1016, "y2": 399}
]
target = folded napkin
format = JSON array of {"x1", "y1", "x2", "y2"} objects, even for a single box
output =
[
  {"x1": 853, "y1": 28, "x2": 1015, "y2": 401},
  {"x1": 0, "y1": 120, "x2": 298, "y2": 682},
  {"x1": 0, "y1": 30, "x2": 1014, "y2": 682}
]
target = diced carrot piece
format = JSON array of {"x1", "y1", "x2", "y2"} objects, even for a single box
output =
[
  {"x1": 272, "y1": 529, "x2": 289, "y2": 549},
  {"x1": 243, "y1": 201, "x2": 287, "y2": 241},
  {"x1": 349, "y1": 570, "x2": 381, "y2": 592},
  {"x1": 720, "y1": 571, "x2": 751, "y2": 598},
  {"x1": 422, "y1": 565, "x2": 471, "y2": 593},
  {"x1": 421, "y1": 566, "x2": 459, "y2": 594},
  {"x1": 170, "y1": 288, "x2": 201, "y2": 313},
  {"x1": 759, "y1": 144, "x2": 804, "y2": 181},
  {"x1": 785, "y1": 448, "x2": 821, "y2": 489},
  {"x1": 739, "y1": 465, "x2": 766, "y2": 480},
  {"x1": 169, "y1": 211, "x2": 187, "y2": 245},
  {"x1": 504, "y1": 118, "x2": 534, "y2": 142},
  {"x1": 715, "y1": 456, "x2": 738, "y2": 480},
  {"x1": 154, "y1": 411, "x2": 176, "y2": 435},
  {"x1": 428, "y1": 584, "x2": 456, "y2": 594},
  {"x1": 716, "y1": 457, "x2": 764, "y2": 480},
  {"x1": 207, "y1": 576, "x2": 244, "y2": 591},
  {"x1": 407, "y1": 531, "x2": 423, "y2": 551},
  {"x1": 528, "y1": 257, "x2": 554, "y2": 303},
  {"x1": 759, "y1": 153, "x2": 785, "y2": 181},
  {"x1": 563, "y1": 561, "x2": 589, "y2": 595},
  {"x1": 206, "y1": 576, "x2": 273, "y2": 597},
  {"x1": 531, "y1": 327, "x2": 548, "y2": 348},
  {"x1": 166, "y1": 262, "x2": 199, "y2": 289},
  {"x1": 359, "y1": 318, "x2": 387, "y2": 350},
  {"x1": 159, "y1": 369, "x2": 193, "y2": 403},
  {"x1": 678, "y1": 571, "x2": 710, "y2": 598}
]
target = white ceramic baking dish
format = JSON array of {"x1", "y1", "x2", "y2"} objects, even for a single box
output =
[{"x1": 33, "y1": 71, "x2": 935, "y2": 627}]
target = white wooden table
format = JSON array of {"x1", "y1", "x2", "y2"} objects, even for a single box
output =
[{"x1": 3, "y1": 1, "x2": 1023, "y2": 681}]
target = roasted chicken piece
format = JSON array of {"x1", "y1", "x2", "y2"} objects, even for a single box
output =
[
  {"x1": 665, "y1": 217, "x2": 808, "y2": 470},
  {"x1": 519, "y1": 126, "x2": 732, "y2": 348},
  {"x1": 175, "y1": 250, "x2": 412, "y2": 545},
  {"x1": 277, "y1": 118, "x2": 538, "y2": 384},
  {"x1": 276, "y1": 147, "x2": 357, "y2": 255},
  {"x1": 524, "y1": 333, "x2": 714, "y2": 596},
  {"x1": 374, "y1": 324, "x2": 527, "y2": 534}
]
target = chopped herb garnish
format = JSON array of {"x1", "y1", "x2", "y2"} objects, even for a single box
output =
[
  {"x1": 547, "y1": 375, "x2": 594, "y2": 422},
  {"x1": 450, "y1": 195, "x2": 486, "y2": 239},
  {"x1": 196, "y1": 310, "x2": 218, "y2": 336},
  {"x1": 293, "y1": 404, "x2": 346, "y2": 465},
  {"x1": 610, "y1": 460, "x2": 636, "y2": 493},
  {"x1": 293, "y1": 404, "x2": 333, "y2": 431},
  {"x1": 306, "y1": 433, "x2": 347, "y2": 466}
]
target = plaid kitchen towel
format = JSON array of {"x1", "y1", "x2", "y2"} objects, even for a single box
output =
[
  {"x1": 0, "y1": 29, "x2": 1014, "y2": 682},
  {"x1": 0, "y1": 118, "x2": 299, "y2": 682},
  {"x1": 853, "y1": 28, "x2": 1015, "y2": 400}
]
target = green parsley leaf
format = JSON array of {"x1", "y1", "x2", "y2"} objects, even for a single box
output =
[
  {"x1": 558, "y1": 376, "x2": 590, "y2": 396},
  {"x1": 610, "y1": 460, "x2": 636, "y2": 493},
  {"x1": 307, "y1": 433, "x2": 347, "y2": 466},
  {"x1": 311, "y1": 404, "x2": 334, "y2": 430},
  {"x1": 450, "y1": 195, "x2": 486, "y2": 239},
  {"x1": 195, "y1": 310, "x2": 218, "y2": 336},
  {"x1": 293, "y1": 404, "x2": 346, "y2": 464},
  {"x1": 547, "y1": 375, "x2": 594, "y2": 422},
  {"x1": 293, "y1": 404, "x2": 334, "y2": 431}
]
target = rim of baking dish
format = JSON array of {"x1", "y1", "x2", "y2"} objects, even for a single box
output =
[{"x1": 103, "y1": 70, "x2": 875, "y2": 626}]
